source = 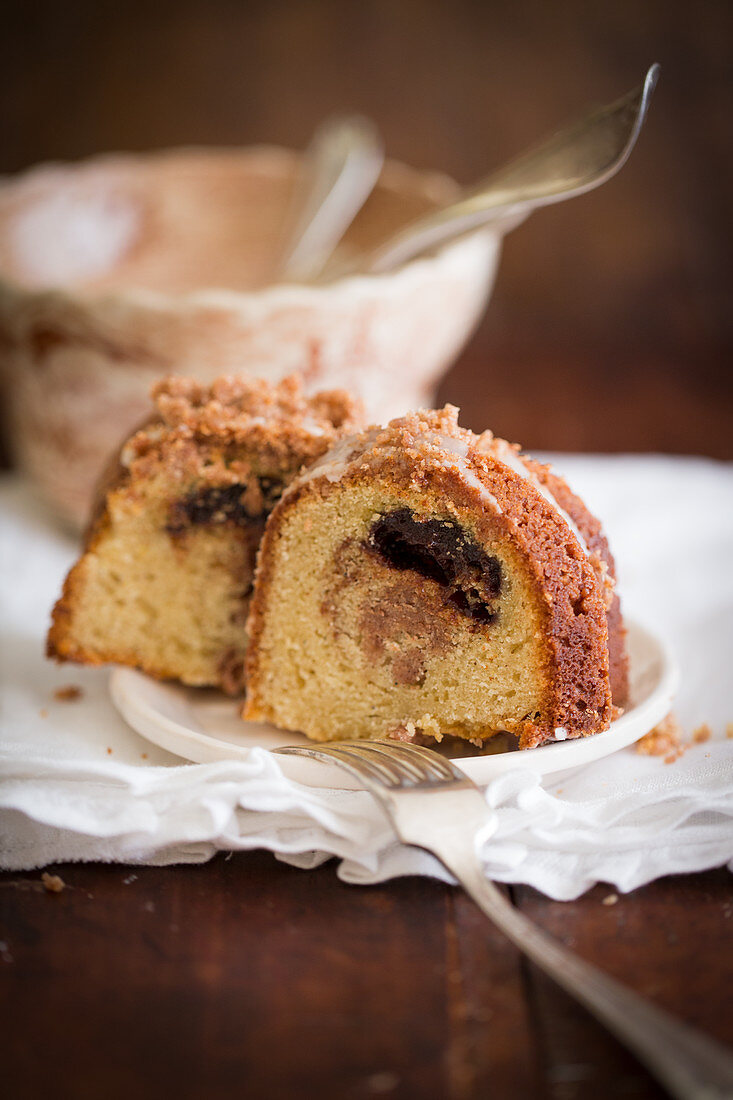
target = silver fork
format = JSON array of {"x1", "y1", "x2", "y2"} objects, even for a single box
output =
[{"x1": 275, "y1": 739, "x2": 733, "y2": 1100}]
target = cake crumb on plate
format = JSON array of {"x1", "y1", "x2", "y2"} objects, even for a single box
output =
[{"x1": 54, "y1": 684, "x2": 83, "y2": 702}]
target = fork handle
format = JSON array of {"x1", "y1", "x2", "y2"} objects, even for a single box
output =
[{"x1": 434, "y1": 843, "x2": 733, "y2": 1100}]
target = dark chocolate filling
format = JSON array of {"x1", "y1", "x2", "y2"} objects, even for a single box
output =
[
  {"x1": 166, "y1": 478, "x2": 283, "y2": 535},
  {"x1": 366, "y1": 508, "x2": 502, "y2": 624}
]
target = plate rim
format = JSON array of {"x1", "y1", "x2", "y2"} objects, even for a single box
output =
[{"x1": 110, "y1": 617, "x2": 679, "y2": 787}]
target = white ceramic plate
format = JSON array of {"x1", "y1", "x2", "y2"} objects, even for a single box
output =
[{"x1": 110, "y1": 619, "x2": 677, "y2": 789}]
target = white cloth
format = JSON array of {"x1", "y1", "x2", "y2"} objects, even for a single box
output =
[{"x1": 1, "y1": 459, "x2": 732, "y2": 900}]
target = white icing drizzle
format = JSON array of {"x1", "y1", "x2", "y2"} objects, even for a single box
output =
[
  {"x1": 287, "y1": 422, "x2": 600, "y2": 571},
  {"x1": 460, "y1": 468, "x2": 502, "y2": 511},
  {"x1": 281, "y1": 414, "x2": 615, "y2": 611},
  {"x1": 289, "y1": 425, "x2": 501, "y2": 518},
  {"x1": 419, "y1": 432, "x2": 502, "y2": 514},
  {"x1": 285, "y1": 428, "x2": 380, "y2": 495},
  {"x1": 297, "y1": 419, "x2": 327, "y2": 437},
  {"x1": 487, "y1": 438, "x2": 590, "y2": 558},
  {"x1": 434, "y1": 435, "x2": 469, "y2": 457},
  {"x1": 481, "y1": 437, "x2": 615, "y2": 606}
]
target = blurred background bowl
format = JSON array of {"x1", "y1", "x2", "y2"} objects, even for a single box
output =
[
  {"x1": 0, "y1": 146, "x2": 500, "y2": 528},
  {"x1": 1, "y1": 0, "x2": 730, "y2": 531}
]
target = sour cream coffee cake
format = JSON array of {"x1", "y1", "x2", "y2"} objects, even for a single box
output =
[
  {"x1": 49, "y1": 378, "x2": 627, "y2": 751},
  {"x1": 47, "y1": 375, "x2": 361, "y2": 693},
  {"x1": 245, "y1": 406, "x2": 628, "y2": 749}
]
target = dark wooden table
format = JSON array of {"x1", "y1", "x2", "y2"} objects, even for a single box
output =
[
  {"x1": 2, "y1": 3, "x2": 732, "y2": 1097},
  {"x1": 1, "y1": 859, "x2": 731, "y2": 1099}
]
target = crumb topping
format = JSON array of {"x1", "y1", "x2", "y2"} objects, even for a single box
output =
[
  {"x1": 153, "y1": 374, "x2": 356, "y2": 437},
  {"x1": 120, "y1": 374, "x2": 362, "y2": 479}
]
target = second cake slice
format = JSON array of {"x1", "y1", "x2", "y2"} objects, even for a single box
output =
[{"x1": 47, "y1": 374, "x2": 361, "y2": 692}]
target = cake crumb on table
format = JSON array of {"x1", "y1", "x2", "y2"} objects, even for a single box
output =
[
  {"x1": 726, "y1": 722, "x2": 733, "y2": 740},
  {"x1": 41, "y1": 872, "x2": 65, "y2": 893},
  {"x1": 602, "y1": 893, "x2": 619, "y2": 906},
  {"x1": 53, "y1": 684, "x2": 83, "y2": 702},
  {"x1": 636, "y1": 712, "x2": 687, "y2": 763},
  {"x1": 637, "y1": 713, "x2": 724, "y2": 763},
  {"x1": 106, "y1": 747, "x2": 113, "y2": 754}
]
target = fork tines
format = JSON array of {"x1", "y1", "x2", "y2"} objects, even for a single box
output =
[{"x1": 277, "y1": 738, "x2": 464, "y2": 787}]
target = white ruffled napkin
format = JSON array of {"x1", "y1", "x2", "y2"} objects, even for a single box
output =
[{"x1": 1, "y1": 456, "x2": 732, "y2": 900}]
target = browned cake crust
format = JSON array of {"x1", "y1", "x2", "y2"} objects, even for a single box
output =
[
  {"x1": 517, "y1": 459, "x2": 628, "y2": 708},
  {"x1": 244, "y1": 407, "x2": 628, "y2": 748},
  {"x1": 47, "y1": 374, "x2": 362, "y2": 690}
]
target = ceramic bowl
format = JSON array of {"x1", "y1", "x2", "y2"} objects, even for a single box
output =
[{"x1": 0, "y1": 147, "x2": 501, "y2": 528}]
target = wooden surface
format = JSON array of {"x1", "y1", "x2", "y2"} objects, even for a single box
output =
[
  {"x1": 1, "y1": 859, "x2": 731, "y2": 1099},
  {"x1": 1, "y1": 4, "x2": 732, "y2": 1098}
]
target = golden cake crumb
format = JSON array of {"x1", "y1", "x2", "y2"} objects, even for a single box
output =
[
  {"x1": 726, "y1": 722, "x2": 733, "y2": 740},
  {"x1": 602, "y1": 893, "x2": 619, "y2": 906},
  {"x1": 54, "y1": 684, "x2": 83, "y2": 702},
  {"x1": 636, "y1": 712, "x2": 687, "y2": 763},
  {"x1": 637, "y1": 713, "x2": 722, "y2": 763},
  {"x1": 41, "y1": 872, "x2": 65, "y2": 893}
]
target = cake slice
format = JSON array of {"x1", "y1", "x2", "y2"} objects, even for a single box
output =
[
  {"x1": 47, "y1": 374, "x2": 361, "y2": 692},
  {"x1": 244, "y1": 407, "x2": 628, "y2": 748}
]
